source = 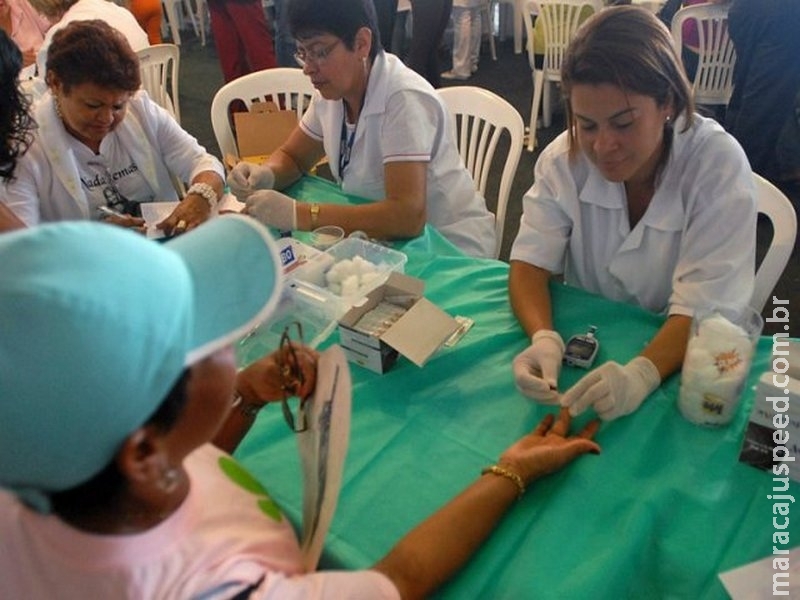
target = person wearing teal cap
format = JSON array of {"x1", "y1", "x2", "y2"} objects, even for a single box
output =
[{"x1": 0, "y1": 216, "x2": 601, "y2": 598}]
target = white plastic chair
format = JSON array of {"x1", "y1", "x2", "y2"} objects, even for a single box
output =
[
  {"x1": 161, "y1": 0, "x2": 203, "y2": 46},
  {"x1": 210, "y1": 67, "x2": 315, "y2": 162},
  {"x1": 751, "y1": 174, "x2": 797, "y2": 313},
  {"x1": 437, "y1": 86, "x2": 525, "y2": 259},
  {"x1": 671, "y1": 3, "x2": 736, "y2": 107},
  {"x1": 137, "y1": 44, "x2": 181, "y2": 124},
  {"x1": 522, "y1": 0, "x2": 600, "y2": 151}
]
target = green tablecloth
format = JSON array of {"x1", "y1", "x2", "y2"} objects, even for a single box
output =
[{"x1": 235, "y1": 176, "x2": 798, "y2": 599}]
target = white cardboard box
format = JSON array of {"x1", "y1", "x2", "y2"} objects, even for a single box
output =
[{"x1": 337, "y1": 272, "x2": 459, "y2": 374}]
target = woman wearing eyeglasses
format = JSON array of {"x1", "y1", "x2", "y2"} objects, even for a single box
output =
[
  {"x1": 2, "y1": 20, "x2": 225, "y2": 235},
  {"x1": 227, "y1": 0, "x2": 497, "y2": 258}
]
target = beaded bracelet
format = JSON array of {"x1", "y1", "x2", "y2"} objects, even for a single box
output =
[
  {"x1": 481, "y1": 464, "x2": 525, "y2": 499},
  {"x1": 187, "y1": 182, "x2": 218, "y2": 211}
]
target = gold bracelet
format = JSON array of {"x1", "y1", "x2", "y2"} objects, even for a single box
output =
[
  {"x1": 310, "y1": 202, "x2": 320, "y2": 228},
  {"x1": 481, "y1": 464, "x2": 525, "y2": 499}
]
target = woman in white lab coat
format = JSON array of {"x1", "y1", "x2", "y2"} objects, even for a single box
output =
[
  {"x1": 509, "y1": 6, "x2": 756, "y2": 420},
  {"x1": 226, "y1": 0, "x2": 496, "y2": 258},
  {"x1": 3, "y1": 20, "x2": 224, "y2": 235}
]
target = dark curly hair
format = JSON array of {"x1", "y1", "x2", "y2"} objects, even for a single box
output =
[
  {"x1": 45, "y1": 20, "x2": 141, "y2": 93},
  {"x1": 0, "y1": 31, "x2": 36, "y2": 181}
]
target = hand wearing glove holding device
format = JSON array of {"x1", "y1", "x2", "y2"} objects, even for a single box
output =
[
  {"x1": 512, "y1": 329, "x2": 565, "y2": 404},
  {"x1": 560, "y1": 356, "x2": 661, "y2": 421},
  {"x1": 227, "y1": 162, "x2": 276, "y2": 200}
]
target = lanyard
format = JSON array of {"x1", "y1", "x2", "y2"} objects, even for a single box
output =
[{"x1": 338, "y1": 115, "x2": 357, "y2": 178}]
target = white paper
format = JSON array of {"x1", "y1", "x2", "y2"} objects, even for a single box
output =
[
  {"x1": 140, "y1": 201, "x2": 179, "y2": 239},
  {"x1": 139, "y1": 194, "x2": 244, "y2": 239},
  {"x1": 719, "y1": 547, "x2": 800, "y2": 599},
  {"x1": 296, "y1": 344, "x2": 352, "y2": 571}
]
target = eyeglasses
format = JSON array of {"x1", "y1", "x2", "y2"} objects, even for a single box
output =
[
  {"x1": 88, "y1": 160, "x2": 140, "y2": 218},
  {"x1": 278, "y1": 322, "x2": 309, "y2": 433},
  {"x1": 294, "y1": 39, "x2": 341, "y2": 68}
]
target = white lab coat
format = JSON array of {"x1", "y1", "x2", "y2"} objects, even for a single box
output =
[
  {"x1": 3, "y1": 91, "x2": 223, "y2": 225},
  {"x1": 510, "y1": 113, "x2": 756, "y2": 316},
  {"x1": 299, "y1": 51, "x2": 496, "y2": 258}
]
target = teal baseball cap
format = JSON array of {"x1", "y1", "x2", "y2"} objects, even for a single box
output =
[{"x1": 0, "y1": 215, "x2": 283, "y2": 511}]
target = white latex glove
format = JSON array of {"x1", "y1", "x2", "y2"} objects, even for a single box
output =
[
  {"x1": 227, "y1": 162, "x2": 275, "y2": 200},
  {"x1": 560, "y1": 356, "x2": 661, "y2": 421},
  {"x1": 512, "y1": 330, "x2": 565, "y2": 404},
  {"x1": 244, "y1": 189, "x2": 297, "y2": 231}
]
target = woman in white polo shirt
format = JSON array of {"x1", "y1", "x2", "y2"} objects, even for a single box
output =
[
  {"x1": 227, "y1": 0, "x2": 496, "y2": 258},
  {"x1": 509, "y1": 6, "x2": 756, "y2": 420}
]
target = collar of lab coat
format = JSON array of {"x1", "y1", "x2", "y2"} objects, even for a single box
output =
[
  {"x1": 36, "y1": 91, "x2": 161, "y2": 216},
  {"x1": 578, "y1": 145, "x2": 685, "y2": 251}
]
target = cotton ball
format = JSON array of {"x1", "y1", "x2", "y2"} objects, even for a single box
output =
[
  {"x1": 337, "y1": 258, "x2": 358, "y2": 281},
  {"x1": 328, "y1": 282, "x2": 342, "y2": 295},
  {"x1": 350, "y1": 255, "x2": 370, "y2": 275},
  {"x1": 341, "y1": 274, "x2": 360, "y2": 297},
  {"x1": 697, "y1": 313, "x2": 747, "y2": 340},
  {"x1": 325, "y1": 262, "x2": 345, "y2": 285},
  {"x1": 359, "y1": 271, "x2": 380, "y2": 293}
]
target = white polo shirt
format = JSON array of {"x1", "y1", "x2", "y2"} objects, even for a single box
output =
[
  {"x1": 299, "y1": 51, "x2": 496, "y2": 258},
  {"x1": 510, "y1": 113, "x2": 756, "y2": 315}
]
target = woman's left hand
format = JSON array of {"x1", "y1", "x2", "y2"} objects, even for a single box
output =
[
  {"x1": 237, "y1": 344, "x2": 319, "y2": 406},
  {"x1": 560, "y1": 356, "x2": 661, "y2": 420},
  {"x1": 157, "y1": 193, "x2": 211, "y2": 236}
]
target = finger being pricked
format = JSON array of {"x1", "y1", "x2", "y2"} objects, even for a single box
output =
[{"x1": 549, "y1": 407, "x2": 602, "y2": 442}]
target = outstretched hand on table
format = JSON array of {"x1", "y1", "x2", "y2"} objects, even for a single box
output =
[{"x1": 498, "y1": 408, "x2": 601, "y2": 486}]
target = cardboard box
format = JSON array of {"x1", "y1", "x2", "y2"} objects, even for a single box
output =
[
  {"x1": 738, "y1": 371, "x2": 800, "y2": 481},
  {"x1": 337, "y1": 272, "x2": 459, "y2": 374},
  {"x1": 232, "y1": 101, "x2": 298, "y2": 163}
]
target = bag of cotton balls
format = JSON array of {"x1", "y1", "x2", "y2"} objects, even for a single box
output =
[{"x1": 678, "y1": 312, "x2": 756, "y2": 426}]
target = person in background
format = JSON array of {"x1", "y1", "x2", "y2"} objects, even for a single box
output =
[
  {"x1": 124, "y1": 0, "x2": 161, "y2": 44},
  {"x1": 0, "y1": 0, "x2": 50, "y2": 68},
  {"x1": 509, "y1": 7, "x2": 756, "y2": 421},
  {"x1": 270, "y1": 0, "x2": 296, "y2": 66},
  {"x1": 227, "y1": 0, "x2": 497, "y2": 258},
  {"x1": 725, "y1": 0, "x2": 800, "y2": 186},
  {"x1": 0, "y1": 29, "x2": 33, "y2": 232},
  {"x1": 441, "y1": 0, "x2": 481, "y2": 81},
  {"x1": 207, "y1": 0, "x2": 277, "y2": 83},
  {"x1": 1, "y1": 20, "x2": 224, "y2": 234},
  {"x1": 407, "y1": 0, "x2": 451, "y2": 87},
  {"x1": 390, "y1": 0, "x2": 411, "y2": 59},
  {"x1": 28, "y1": 0, "x2": 148, "y2": 80},
  {"x1": 0, "y1": 215, "x2": 601, "y2": 598},
  {"x1": 371, "y1": 0, "x2": 396, "y2": 52}
]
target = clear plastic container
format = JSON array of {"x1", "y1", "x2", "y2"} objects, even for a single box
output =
[{"x1": 288, "y1": 237, "x2": 407, "y2": 316}]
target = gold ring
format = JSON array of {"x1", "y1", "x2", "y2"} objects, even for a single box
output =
[{"x1": 176, "y1": 219, "x2": 187, "y2": 230}]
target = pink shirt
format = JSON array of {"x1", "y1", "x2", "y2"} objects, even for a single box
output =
[
  {"x1": 1, "y1": 0, "x2": 50, "y2": 55},
  {"x1": 0, "y1": 444, "x2": 400, "y2": 599}
]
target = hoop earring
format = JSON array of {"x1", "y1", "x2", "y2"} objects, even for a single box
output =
[{"x1": 158, "y1": 467, "x2": 179, "y2": 493}]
